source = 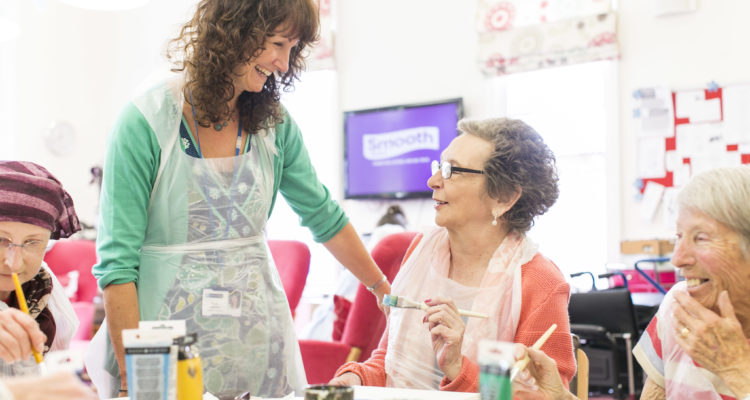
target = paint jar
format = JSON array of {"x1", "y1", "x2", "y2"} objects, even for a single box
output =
[
  {"x1": 478, "y1": 340, "x2": 513, "y2": 400},
  {"x1": 304, "y1": 385, "x2": 354, "y2": 400}
]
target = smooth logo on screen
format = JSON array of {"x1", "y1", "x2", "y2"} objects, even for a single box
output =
[{"x1": 362, "y1": 126, "x2": 439, "y2": 160}]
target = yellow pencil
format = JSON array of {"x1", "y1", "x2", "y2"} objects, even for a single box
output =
[
  {"x1": 509, "y1": 323, "x2": 557, "y2": 381},
  {"x1": 11, "y1": 273, "x2": 44, "y2": 366}
]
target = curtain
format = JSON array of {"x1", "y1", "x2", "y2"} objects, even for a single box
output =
[
  {"x1": 307, "y1": 0, "x2": 335, "y2": 71},
  {"x1": 477, "y1": 0, "x2": 618, "y2": 76}
]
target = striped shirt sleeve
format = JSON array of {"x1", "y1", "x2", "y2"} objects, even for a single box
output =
[{"x1": 633, "y1": 314, "x2": 666, "y2": 388}]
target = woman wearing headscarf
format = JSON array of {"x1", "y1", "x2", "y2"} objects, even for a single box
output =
[
  {"x1": 0, "y1": 161, "x2": 81, "y2": 376},
  {"x1": 330, "y1": 117, "x2": 575, "y2": 393},
  {"x1": 87, "y1": 0, "x2": 390, "y2": 398}
]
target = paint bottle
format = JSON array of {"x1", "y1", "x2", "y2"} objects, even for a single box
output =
[
  {"x1": 177, "y1": 333, "x2": 203, "y2": 400},
  {"x1": 478, "y1": 340, "x2": 513, "y2": 400}
]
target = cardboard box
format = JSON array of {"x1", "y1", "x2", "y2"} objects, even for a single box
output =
[{"x1": 620, "y1": 239, "x2": 675, "y2": 255}]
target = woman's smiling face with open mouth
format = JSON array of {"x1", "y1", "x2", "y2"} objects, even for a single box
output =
[
  {"x1": 671, "y1": 207, "x2": 750, "y2": 312},
  {"x1": 234, "y1": 31, "x2": 299, "y2": 94}
]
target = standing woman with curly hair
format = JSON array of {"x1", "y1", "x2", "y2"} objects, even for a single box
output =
[{"x1": 86, "y1": 1, "x2": 391, "y2": 398}]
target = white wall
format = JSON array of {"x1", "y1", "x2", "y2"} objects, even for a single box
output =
[
  {"x1": 5, "y1": 0, "x2": 197, "y2": 225},
  {"x1": 617, "y1": 1, "x2": 750, "y2": 240},
  {"x1": 335, "y1": 0, "x2": 502, "y2": 234}
]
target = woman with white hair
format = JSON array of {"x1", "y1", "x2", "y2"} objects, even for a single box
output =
[
  {"x1": 511, "y1": 166, "x2": 750, "y2": 400},
  {"x1": 634, "y1": 166, "x2": 750, "y2": 399}
]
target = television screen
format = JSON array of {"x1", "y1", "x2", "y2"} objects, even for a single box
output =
[{"x1": 344, "y1": 98, "x2": 463, "y2": 199}]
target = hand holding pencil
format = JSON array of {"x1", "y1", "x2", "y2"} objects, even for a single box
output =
[
  {"x1": 0, "y1": 273, "x2": 47, "y2": 371},
  {"x1": 0, "y1": 307, "x2": 46, "y2": 364}
]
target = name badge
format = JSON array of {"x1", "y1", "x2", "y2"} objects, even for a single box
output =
[{"x1": 201, "y1": 288, "x2": 242, "y2": 317}]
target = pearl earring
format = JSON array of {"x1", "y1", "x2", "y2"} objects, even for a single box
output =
[{"x1": 491, "y1": 211, "x2": 499, "y2": 226}]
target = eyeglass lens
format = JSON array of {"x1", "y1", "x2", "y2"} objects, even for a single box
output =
[
  {"x1": 430, "y1": 161, "x2": 452, "y2": 179},
  {"x1": 0, "y1": 238, "x2": 43, "y2": 255}
]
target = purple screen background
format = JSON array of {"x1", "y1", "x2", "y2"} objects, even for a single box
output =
[{"x1": 344, "y1": 101, "x2": 460, "y2": 198}]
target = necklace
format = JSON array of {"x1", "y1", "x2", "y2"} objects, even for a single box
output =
[
  {"x1": 214, "y1": 117, "x2": 230, "y2": 131},
  {"x1": 188, "y1": 90, "x2": 244, "y2": 157}
]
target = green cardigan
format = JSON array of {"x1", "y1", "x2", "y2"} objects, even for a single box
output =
[{"x1": 93, "y1": 102, "x2": 347, "y2": 289}]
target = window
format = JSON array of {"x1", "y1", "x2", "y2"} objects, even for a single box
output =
[{"x1": 489, "y1": 60, "x2": 620, "y2": 282}]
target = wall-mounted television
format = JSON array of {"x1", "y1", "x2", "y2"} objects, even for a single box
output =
[{"x1": 344, "y1": 98, "x2": 463, "y2": 199}]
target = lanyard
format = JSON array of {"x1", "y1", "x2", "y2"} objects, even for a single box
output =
[{"x1": 186, "y1": 90, "x2": 246, "y2": 242}]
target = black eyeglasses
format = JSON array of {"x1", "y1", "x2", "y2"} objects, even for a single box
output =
[{"x1": 431, "y1": 160, "x2": 484, "y2": 179}]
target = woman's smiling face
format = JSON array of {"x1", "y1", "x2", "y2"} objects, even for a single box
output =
[
  {"x1": 671, "y1": 207, "x2": 750, "y2": 313},
  {"x1": 427, "y1": 134, "x2": 495, "y2": 231},
  {"x1": 234, "y1": 31, "x2": 299, "y2": 94}
]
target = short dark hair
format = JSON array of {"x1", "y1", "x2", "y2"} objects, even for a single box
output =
[
  {"x1": 458, "y1": 117, "x2": 559, "y2": 233},
  {"x1": 376, "y1": 205, "x2": 407, "y2": 228},
  {"x1": 167, "y1": 0, "x2": 319, "y2": 133}
]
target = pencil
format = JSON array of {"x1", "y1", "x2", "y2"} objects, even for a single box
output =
[
  {"x1": 11, "y1": 273, "x2": 44, "y2": 366},
  {"x1": 509, "y1": 323, "x2": 557, "y2": 381}
]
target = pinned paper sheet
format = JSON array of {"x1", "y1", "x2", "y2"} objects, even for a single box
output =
[
  {"x1": 662, "y1": 187, "x2": 679, "y2": 230},
  {"x1": 640, "y1": 181, "x2": 665, "y2": 223},
  {"x1": 675, "y1": 89, "x2": 722, "y2": 123},
  {"x1": 675, "y1": 123, "x2": 725, "y2": 157},
  {"x1": 637, "y1": 136, "x2": 666, "y2": 178},
  {"x1": 633, "y1": 86, "x2": 674, "y2": 138},
  {"x1": 722, "y1": 84, "x2": 750, "y2": 145},
  {"x1": 664, "y1": 151, "x2": 680, "y2": 171},
  {"x1": 672, "y1": 162, "x2": 691, "y2": 187}
]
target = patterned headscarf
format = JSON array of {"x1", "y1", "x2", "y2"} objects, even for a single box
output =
[{"x1": 0, "y1": 161, "x2": 81, "y2": 239}]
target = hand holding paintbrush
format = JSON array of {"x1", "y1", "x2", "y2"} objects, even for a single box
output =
[
  {"x1": 382, "y1": 294, "x2": 488, "y2": 318},
  {"x1": 509, "y1": 323, "x2": 557, "y2": 382}
]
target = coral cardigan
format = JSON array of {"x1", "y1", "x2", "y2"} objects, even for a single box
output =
[{"x1": 335, "y1": 235, "x2": 576, "y2": 392}]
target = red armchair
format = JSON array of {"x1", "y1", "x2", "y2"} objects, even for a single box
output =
[
  {"x1": 299, "y1": 231, "x2": 418, "y2": 384},
  {"x1": 43, "y1": 239, "x2": 98, "y2": 342},
  {"x1": 268, "y1": 239, "x2": 311, "y2": 316}
]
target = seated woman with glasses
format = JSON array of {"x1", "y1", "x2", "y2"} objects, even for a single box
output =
[
  {"x1": 0, "y1": 161, "x2": 82, "y2": 376},
  {"x1": 329, "y1": 118, "x2": 575, "y2": 395}
]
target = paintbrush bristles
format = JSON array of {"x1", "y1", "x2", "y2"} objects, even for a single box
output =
[
  {"x1": 382, "y1": 294, "x2": 488, "y2": 318},
  {"x1": 395, "y1": 296, "x2": 428, "y2": 311}
]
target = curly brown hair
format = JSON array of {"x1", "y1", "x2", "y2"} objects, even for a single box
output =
[
  {"x1": 458, "y1": 118, "x2": 559, "y2": 233},
  {"x1": 167, "y1": 0, "x2": 319, "y2": 133}
]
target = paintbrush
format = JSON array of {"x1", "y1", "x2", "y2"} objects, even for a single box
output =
[
  {"x1": 382, "y1": 294, "x2": 488, "y2": 318},
  {"x1": 509, "y1": 323, "x2": 557, "y2": 382},
  {"x1": 11, "y1": 272, "x2": 47, "y2": 375}
]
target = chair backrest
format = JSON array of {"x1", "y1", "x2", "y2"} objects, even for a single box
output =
[
  {"x1": 340, "y1": 231, "x2": 418, "y2": 361},
  {"x1": 570, "y1": 333, "x2": 590, "y2": 400},
  {"x1": 568, "y1": 288, "x2": 640, "y2": 339},
  {"x1": 43, "y1": 239, "x2": 98, "y2": 303},
  {"x1": 268, "y1": 239, "x2": 311, "y2": 314},
  {"x1": 576, "y1": 347, "x2": 590, "y2": 400}
]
